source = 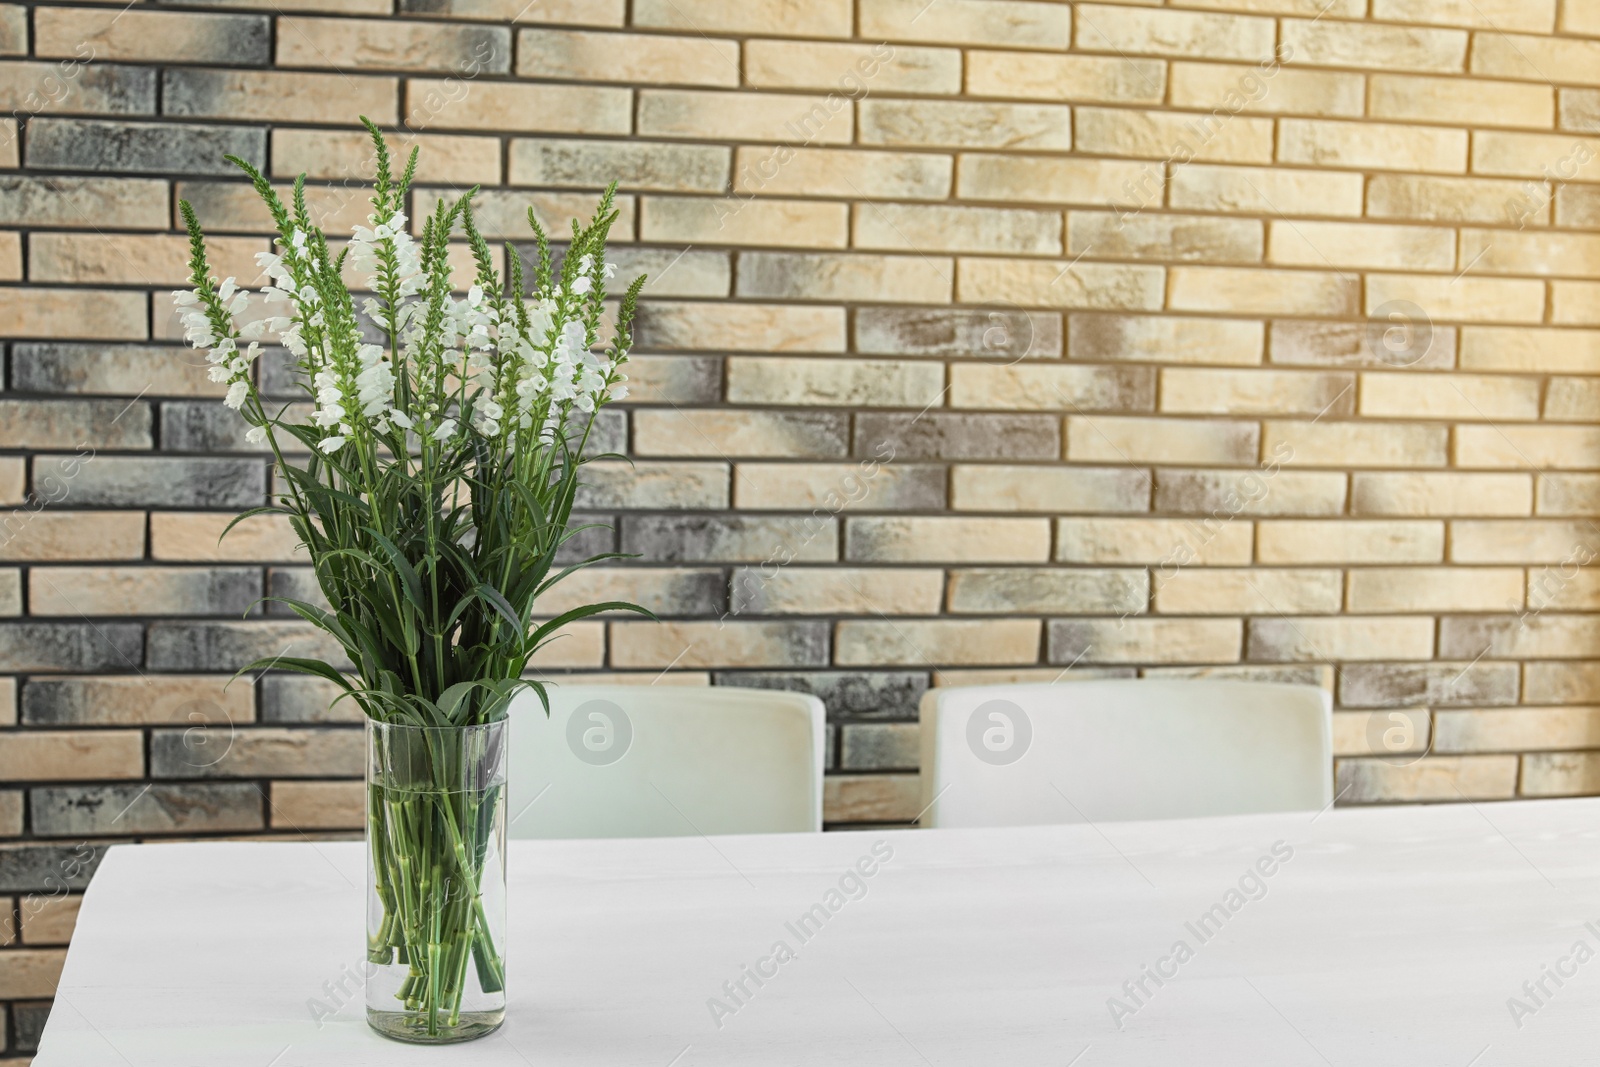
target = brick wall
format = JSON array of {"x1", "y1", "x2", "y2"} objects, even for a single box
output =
[{"x1": 1, "y1": 0, "x2": 1598, "y2": 1057}]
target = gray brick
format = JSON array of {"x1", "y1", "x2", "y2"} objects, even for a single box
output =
[
  {"x1": 715, "y1": 670, "x2": 929, "y2": 720},
  {"x1": 0, "y1": 623, "x2": 143, "y2": 671},
  {"x1": 160, "y1": 402, "x2": 266, "y2": 452},
  {"x1": 30, "y1": 783, "x2": 263, "y2": 836},
  {"x1": 10, "y1": 344, "x2": 216, "y2": 396},
  {"x1": 266, "y1": 567, "x2": 328, "y2": 615},
  {"x1": 1144, "y1": 664, "x2": 1324, "y2": 685},
  {"x1": 854, "y1": 412, "x2": 1060, "y2": 460},
  {"x1": 626, "y1": 355, "x2": 722, "y2": 404},
  {"x1": 622, "y1": 514, "x2": 836, "y2": 563},
  {"x1": 556, "y1": 513, "x2": 617, "y2": 564},
  {"x1": 151, "y1": 726, "x2": 363, "y2": 778},
  {"x1": 261, "y1": 674, "x2": 362, "y2": 724},
  {"x1": 2, "y1": 62, "x2": 156, "y2": 114},
  {"x1": 855, "y1": 306, "x2": 1062, "y2": 359},
  {"x1": 584, "y1": 408, "x2": 628, "y2": 457},
  {"x1": 147, "y1": 621, "x2": 350, "y2": 671},
  {"x1": 14, "y1": 1000, "x2": 48, "y2": 1053},
  {"x1": 947, "y1": 568, "x2": 1148, "y2": 614},
  {"x1": 840, "y1": 722, "x2": 919, "y2": 770},
  {"x1": 0, "y1": 176, "x2": 168, "y2": 228},
  {"x1": 510, "y1": 138, "x2": 729, "y2": 192},
  {"x1": 515, "y1": 244, "x2": 731, "y2": 299},
  {"x1": 257, "y1": 347, "x2": 303, "y2": 398},
  {"x1": 1339, "y1": 662, "x2": 1520, "y2": 709},
  {"x1": 32, "y1": 455, "x2": 266, "y2": 508},
  {"x1": 0, "y1": 399, "x2": 151, "y2": 449},
  {"x1": 26, "y1": 118, "x2": 264, "y2": 175},
  {"x1": 0, "y1": 842, "x2": 105, "y2": 893},
  {"x1": 1269, "y1": 319, "x2": 1456, "y2": 370}
]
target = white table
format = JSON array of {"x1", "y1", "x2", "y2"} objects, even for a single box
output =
[{"x1": 35, "y1": 797, "x2": 1600, "y2": 1065}]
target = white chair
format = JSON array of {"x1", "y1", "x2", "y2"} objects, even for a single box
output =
[
  {"x1": 506, "y1": 684, "x2": 825, "y2": 839},
  {"x1": 919, "y1": 680, "x2": 1332, "y2": 829}
]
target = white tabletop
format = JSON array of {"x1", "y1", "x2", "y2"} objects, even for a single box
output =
[{"x1": 35, "y1": 797, "x2": 1600, "y2": 1066}]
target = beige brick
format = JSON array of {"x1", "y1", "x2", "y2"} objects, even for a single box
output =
[
  {"x1": 1359, "y1": 371, "x2": 1540, "y2": 420},
  {"x1": 177, "y1": 180, "x2": 369, "y2": 235},
  {"x1": 1076, "y1": 106, "x2": 1273, "y2": 164},
  {"x1": 578, "y1": 461, "x2": 727, "y2": 510},
  {"x1": 151, "y1": 512, "x2": 307, "y2": 562},
  {"x1": 0, "y1": 677, "x2": 13, "y2": 727},
  {"x1": 855, "y1": 202, "x2": 1061, "y2": 256},
  {"x1": 530, "y1": 568, "x2": 725, "y2": 618},
  {"x1": 269, "y1": 780, "x2": 363, "y2": 830},
  {"x1": 0, "y1": 730, "x2": 142, "y2": 781},
  {"x1": 640, "y1": 301, "x2": 843, "y2": 352},
  {"x1": 526, "y1": 622, "x2": 604, "y2": 668},
  {"x1": 727, "y1": 357, "x2": 942, "y2": 408},
  {"x1": 1251, "y1": 616, "x2": 1436, "y2": 661},
  {"x1": 823, "y1": 774, "x2": 920, "y2": 823},
  {"x1": 861, "y1": 99, "x2": 1071, "y2": 150},
  {"x1": 732, "y1": 463, "x2": 941, "y2": 511},
  {"x1": 1168, "y1": 62, "x2": 1362, "y2": 117},
  {"x1": 957, "y1": 154, "x2": 1153, "y2": 208},
  {"x1": 407, "y1": 79, "x2": 628, "y2": 134},
  {"x1": 35, "y1": 7, "x2": 260, "y2": 62},
  {"x1": 966, "y1": 50, "x2": 1163, "y2": 104},
  {"x1": 847, "y1": 516, "x2": 1050, "y2": 563},
  {"x1": 0, "y1": 230, "x2": 16, "y2": 279},
  {"x1": 29, "y1": 566, "x2": 254, "y2": 616},
  {"x1": 1068, "y1": 211, "x2": 1261, "y2": 264},
  {"x1": 0, "y1": 117, "x2": 15, "y2": 169},
  {"x1": 30, "y1": 232, "x2": 266, "y2": 287},
  {"x1": 1265, "y1": 420, "x2": 1447, "y2": 468},
  {"x1": 1056, "y1": 516, "x2": 1254, "y2": 566},
  {"x1": 958, "y1": 259, "x2": 1164, "y2": 311},
  {"x1": 0, "y1": 512, "x2": 143, "y2": 562},
  {"x1": 277, "y1": 16, "x2": 507, "y2": 72},
  {"x1": 1566, "y1": 0, "x2": 1600, "y2": 33},
  {"x1": 1554, "y1": 281, "x2": 1600, "y2": 325},
  {"x1": 1456, "y1": 425, "x2": 1600, "y2": 469},
  {"x1": 1547, "y1": 377, "x2": 1600, "y2": 419},
  {"x1": 949, "y1": 363, "x2": 1152, "y2": 412},
  {"x1": 273, "y1": 128, "x2": 499, "y2": 185},
  {"x1": 947, "y1": 567, "x2": 1146, "y2": 614},
  {"x1": 1075, "y1": 5, "x2": 1274, "y2": 61},
  {"x1": 732, "y1": 567, "x2": 943, "y2": 615},
  {"x1": 0, "y1": 947, "x2": 66, "y2": 998},
  {"x1": 1170, "y1": 267, "x2": 1358, "y2": 317},
  {"x1": 1372, "y1": 74, "x2": 1551, "y2": 130},
  {"x1": 746, "y1": 40, "x2": 959, "y2": 94},
  {"x1": 1066, "y1": 415, "x2": 1257, "y2": 465},
  {"x1": 735, "y1": 147, "x2": 951, "y2": 200},
  {"x1": 1451, "y1": 520, "x2": 1600, "y2": 563},
  {"x1": 634, "y1": 0, "x2": 850, "y2": 37},
  {"x1": 1435, "y1": 707, "x2": 1600, "y2": 753},
  {"x1": 1156, "y1": 468, "x2": 1348, "y2": 517},
  {"x1": 1338, "y1": 756, "x2": 1516, "y2": 802},
  {"x1": 1181, "y1": 0, "x2": 1363, "y2": 11},
  {"x1": 1471, "y1": 32, "x2": 1600, "y2": 85},
  {"x1": 933, "y1": 667, "x2": 1133, "y2": 686},
  {"x1": 737, "y1": 251, "x2": 949, "y2": 304},
  {"x1": 397, "y1": 0, "x2": 620, "y2": 22},
  {"x1": 1161, "y1": 368, "x2": 1352, "y2": 416},
  {"x1": 950, "y1": 465, "x2": 1148, "y2": 513},
  {"x1": 836, "y1": 619, "x2": 1041, "y2": 666},
  {"x1": 642, "y1": 196, "x2": 847, "y2": 249},
  {"x1": 640, "y1": 89, "x2": 852, "y2": 144},
  {"x1": 1530, "y1": 569, "x2": 1600, "y2": 611},
  {"x1": 1348, "y1": 567, "x2": 1523, "y2": 612},
  {"x1": 1461, "y1": 228, "x2": 1600, "y2": 278},
  {"x1": 1271, "y1": 316, "x2": 1458, "y2": 376},
  {"x1": 1, "y1": 288, "x2": 146, "y2": 341},
  {"x1": 861, "y1": 0, "x2": 1071, "y2": 48},
  {"x1": 1267, "y1": 221, "x2": 1453, "y2": 272},
  {"x1": 633, "y1": 409, "x2": 846, "y2": 458},
  {"x1": 1561, "y1": 89, "x2": 1600, "y2": 134},
  {"x1": 20, "y1": 893, "x2": 79, "y2": 944},
  {"x1": 520, "y1": 28, "x2": 736, "y2": 86},
  {"x1": 1443, "y1": 613, "x2": 1600, "y2": 658},
  {"x1": 1050, "y1": 617, "x2": 1243, "y2": 664},
  {"x1": 1368, "y1": 174, "x2": 1551, "y2": 226},
  {"x1": 1522, "y1": 752, "x2": 1600, "y2": 796},
  {"x1": 1365, "y1": 274, "x2": 1546, "y2": 325},
  {"x1": 0, "y1": 458, "x2": 22, "y2": 506},
  {"x1": 609, "y1": 620, "x2": 823, "y2": 668},
  {"x1": 1471, "y1": 131, "x2": 1600, "y2": 181},
  {"x1": 1375, "y1": 0, "x2": 1555, "y2": 31},
  {"x1": 1353, "y1": 472, "x2": 1532, "y2": 516},
  {"x1": 20, "y1": 674, "x2": 251, "y2": 726},
  {"x1": 1169, "y1": 163, "x2": 1364, "y2": 217},
  {"x1": 1465, "y1": 327, "x2": 1600, "y2": 374},
  {"x1": 1282, "y1": 19, "x2": 1467, "y2": 73},
  {"x1": 1155, "y1": 567, "x2": 1341, "y2": 614},
  {"x1": 1333, "y1": 709, "x2": 1431, "y2": 758},
  {"x1": 1280, "y1": 119, "x2": 1466, "y2": 174},
  {"x1": 0, "y1": 568, "x2": 17, "y2": 615},
  {"x1": 1540, "y1": 474, "x2": 1600, "y2": 515},
  {"x1": 1069, "y1": 314, "x2": 1263, "y2": 366},
  {"x1": 167, "y1": 68, "x2": 397, "y2": 124},
  {"x1": 1527, "y1": 662, "x2": 1600, "y2": 704}
]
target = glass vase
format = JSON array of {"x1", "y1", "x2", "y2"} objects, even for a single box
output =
[{"x1": 365, "y1": 718, "x2": 507, "y2": 1043}]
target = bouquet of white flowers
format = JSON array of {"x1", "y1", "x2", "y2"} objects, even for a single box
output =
[{"x1": 173, "y1": 118, "x2": 649, "y2": 1041}]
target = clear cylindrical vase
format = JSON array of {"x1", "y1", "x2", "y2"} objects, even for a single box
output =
[{"x1": 366, "y1": 718, "x2": 507, "y2": 1043}]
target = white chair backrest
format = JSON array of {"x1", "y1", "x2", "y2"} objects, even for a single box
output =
[
  {"x1": 920, "y1": 680, "x2": 1332, "y2": 828},
  {"x1": 506, "y1": 684, "x2": 825, "y2": 839}
]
